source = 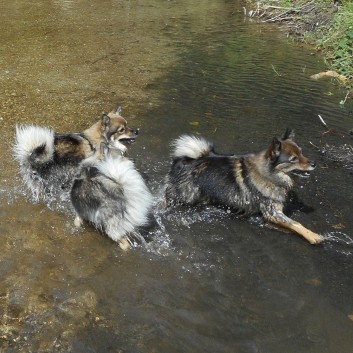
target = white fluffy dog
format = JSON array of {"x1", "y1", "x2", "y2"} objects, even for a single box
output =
[{"x1": 70, "y1": 144, "x2": 153, "y2": 250}]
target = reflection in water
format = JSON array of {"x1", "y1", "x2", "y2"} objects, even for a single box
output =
[
  {"x1": 52, "y1": 0, "x2": 74, "y2": 11},
  {"x1": 1, "y1": 0, "x2": 353, "y2": 352}
]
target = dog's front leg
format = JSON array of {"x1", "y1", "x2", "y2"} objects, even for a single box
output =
[
  {"x1": 261, "y1": 204, "x2": 323, "y2": 245},
  {"x1": 74, "y1": 215, "x2": 84, "y2": 227}
]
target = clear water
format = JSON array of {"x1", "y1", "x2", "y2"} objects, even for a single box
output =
[{"x1": 1, "y1": 1, "x2": 353, "y2": 352}]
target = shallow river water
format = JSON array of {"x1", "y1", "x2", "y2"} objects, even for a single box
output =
[{"x1": 1, "y1": 1, "x2": 353, "y2": 352}]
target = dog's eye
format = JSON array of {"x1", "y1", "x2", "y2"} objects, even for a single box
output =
[
  {"x1": 289, "y1": 156, "x2": 298, "y2": 162},
  {"x1": 118, "y1": 127, "x2": 125, "y2": 134}
]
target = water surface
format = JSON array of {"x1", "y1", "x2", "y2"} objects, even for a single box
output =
[{"x1": 1, "y1": 1, "x2": 353, "y2": 352}]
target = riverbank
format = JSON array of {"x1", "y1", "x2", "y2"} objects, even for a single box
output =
[
  {"x1": 244, "y1": 1, "x2": 353, "y2": 170},
  {"x1": 244, "y1": 0, "x2": 353, "y2": 94}
]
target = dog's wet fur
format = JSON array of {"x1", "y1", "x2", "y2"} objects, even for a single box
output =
[
  {"x1": 70, "y1": 144, "x2": 153, "y2": 250},
  {"x1": 14, "y1": 106, "x2": 138, "y2": 200},
  {"x1": 165, "y1": 129, "x2": 323, "y2": 244}
]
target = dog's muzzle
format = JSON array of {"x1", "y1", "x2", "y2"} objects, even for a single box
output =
[
  {"x1": 118, "y1": 128, "x2": 139, "y2": 144},
  {"x1": 292, "y1": 160, "x2": 316, "y2": 178}
]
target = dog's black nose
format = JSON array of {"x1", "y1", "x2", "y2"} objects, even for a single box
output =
[
  {"x1": 134, "y1": 128, "x2": 139, "y2": 136},
  {"x1": 310, "y1": 160, "x2": 316, "y2": 168}
]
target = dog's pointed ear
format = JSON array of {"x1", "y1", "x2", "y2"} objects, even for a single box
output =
[
  {"x1": 281, "y1": 128, "x2": 295, "y2": 141},
  {"x1": 266, "y1": 137, "x2": 281, "y2": 160},
  {"x1": 114, "y1": 105, "x2": 122, "y2": 114},
  {"x1": 101, "y1": 114, "x2": 110, "y2": 130},
  {"x1": 100, "y1": 114, "x2": 111, "y2": 142}
]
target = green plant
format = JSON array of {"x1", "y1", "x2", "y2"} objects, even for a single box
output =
[{"x1": 317, "y1": 4, "x2": 353, "y2": 85}]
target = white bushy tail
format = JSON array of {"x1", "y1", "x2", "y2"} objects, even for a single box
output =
[
  {"x1": 171, "y1": 134, "x2": 213, "y2": 159},
  {"x1": 14, "y1": 125, "x2": 55, "y2": 164},
  {"x1": 98, "y1": 156, "x2": 153, "y2": 231}
]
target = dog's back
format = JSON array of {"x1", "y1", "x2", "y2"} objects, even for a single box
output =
[
  {"x1": 14, "y1": 125, "x2": 94, "y2": 199},
  {"x1": 53, "y1": 134, "x2": 93, "y2": 165},
  {"x1": 165, "y1": 133, "x2": 306, "y2": 212},
  {"x1": 166, "y1": 136, "x2": 265, "y2": 213}
]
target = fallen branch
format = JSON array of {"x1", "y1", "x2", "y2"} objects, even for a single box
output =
[
  {"x1": 340, "y1": 91, "x2": 350, "y2": 106},
  {"x1": 318, "y1": 114, "x2": 329, "y2": 129},
  {"x1": 263, "y1": 10, "x2": 294, "y2": 22},
  {"x1": 271, "y1": 64, "x2": 282, "y2": 76},
  {"x1": 263, "y1": 5, "x2": 300, "y2": 11},
  {"x1": 310, "y1": 70, "x2": 347, "y2": 82},
  {"x1": 318, "y1": 114, "x2": 349, "y2": 138}
]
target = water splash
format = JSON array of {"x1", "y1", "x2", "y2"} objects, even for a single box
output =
[
  {"x1": 323, "y1": 231, "x2": 353, "y2": 255},
  {"x1": 163, "y1": 204, "x2": 231, "y2": 228},
  {"x1": 119, "y1": 191, "x2": 173, "y2": 256}
]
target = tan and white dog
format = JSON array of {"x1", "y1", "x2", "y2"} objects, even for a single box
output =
[{"x1": 14, "y1": 106, "x2": 138, "y2": 200}]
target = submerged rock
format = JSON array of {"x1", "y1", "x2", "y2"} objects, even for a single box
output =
[{"x1": 322, "y1": 144, "x2": 353, "y2": 172}]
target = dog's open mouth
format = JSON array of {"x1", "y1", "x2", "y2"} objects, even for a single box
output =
[
  {"x1": 291, "y1": 169, "x2": 312, "y2": 178},
  {"x1": 118, "y1": 137, "x2": 136, "y2": 145}
]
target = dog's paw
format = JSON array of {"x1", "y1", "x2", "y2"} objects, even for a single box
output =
[
  {"x1": 118, "y1": 238, "x2": 132, "y2": 251},
  {"x1": 74, "y1": 216, "x2": 83, "y2": 227},
  {"x1": 308, "y1": 232, "x2": 324, "y2": 245}
]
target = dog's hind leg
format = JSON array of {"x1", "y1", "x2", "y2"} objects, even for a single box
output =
[{"x1": 262, "y1": 206, "x2": 323, "y2": 245}]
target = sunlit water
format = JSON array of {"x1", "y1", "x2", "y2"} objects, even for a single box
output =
[{"x1": 1, "y1": 1, "x2": 353, "y2": 352}]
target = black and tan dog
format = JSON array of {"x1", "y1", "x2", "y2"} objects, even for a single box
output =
[
  {"x1": 14, "y1": 106, "x2": 138, "y2": 200},
  {"x1": 165, "y1": 129, "x2": 323, "y2": 244}
]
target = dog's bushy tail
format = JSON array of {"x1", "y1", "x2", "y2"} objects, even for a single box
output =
[
  {"x1": 97, "y1": 156, "x2": 154, "y2": 233},
  {"x1": 14, "y1": 125, "x2": 55, "y2": 166},
  {"x1": 171, "y1": 134, "x2": 214, "y2": 159}
]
